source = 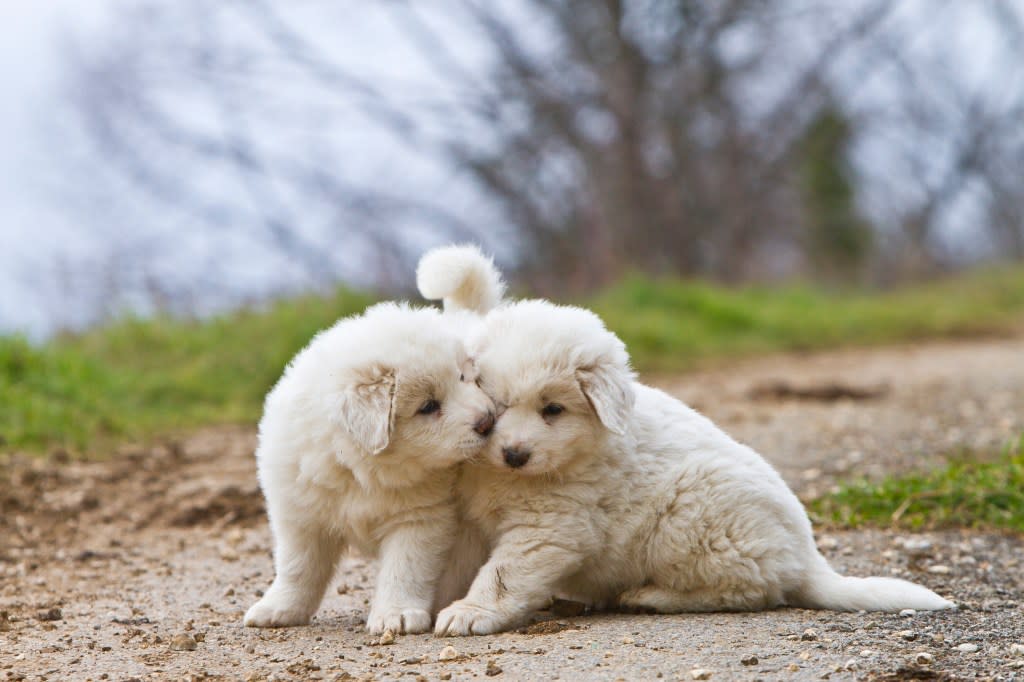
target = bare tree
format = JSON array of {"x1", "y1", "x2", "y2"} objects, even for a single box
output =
[{"x1": 52, "y1": 0, "x2": 1024, "y2": 316}]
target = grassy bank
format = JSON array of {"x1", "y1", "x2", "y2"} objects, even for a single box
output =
[
  {"x1": 592, "y1": 266, "x2": 1024, "y2": 370},
  {"x1": 1, "y1": 289, "x2": 376, "y2": 453},
  {"x1": 811, "y1": 435, "x2": 1024, "y2": 533},
  {"x1": 2, "y1": 266, "x2": 1024, "y2": 454}
]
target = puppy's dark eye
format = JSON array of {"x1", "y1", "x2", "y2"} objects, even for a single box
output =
[
  {"x1": 541, "y1": 403, "x2": 564, "y2": 417},
  {"x1": 418, "y1": 399, "x2": 441, "y2": 415}
]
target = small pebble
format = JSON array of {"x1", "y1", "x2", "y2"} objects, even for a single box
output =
[
  {"x1": 932, "y1": 633, "x2": 945, "y2": 643},
  {"x1": 438, "y1": 645, "x2": 458, "y2": 662},
  {"x1": 860, "y1": 649, "x2": 877, "y2": 657},
  {"x1": 37, "y1": 608, "x2": 63, "y2": 622},
  {"x1": 801, "y1": 628, "x2": 819, "y2": 641},
  {"x1": 740, "y1": 655, "x2": 758, "y2": 666},
  {"x1": 914, "y1": 652, "x2": 934, "y2": 665},
  {"x1": 899, "y1": 609, "x2": 917, "y2": 617},
  {"x1": 798, "y1": 652, "x2": 811, "y2": 661},
  {"x1": 1011, "y1": 643, "x2": 1024, "y2": 656},
  {"x1": 440, "y1": 674, "x2": 453, "y2": 681},
  {"x1": 956, "y1": 643, "x2": 979, "y2": 653},
  {"x1": 927, "y1": 565, "x2": 951, "y2": 575},
  {"x1": 817, "y1": 536, "x2": 839, "y2": 550},
  {"x1": 621, "y1": 636, "x2": 635, "y2": 645},
  {"x1": 169, "y1": 633, "x2": 198, "y2": 651},
  {"x1": 378, "y1": 629, "x2": 395, "y2": 645},
  {"x1": 897, "y1": 630, "x2": 917, "y2": 641},
  {"x1": 901, "y1": 538, "x2": 932, "y2": 556},
  {"x1": 787, "y1": 663, "x2": 800, "y2": 672},
  {"x1": 843, "y1": 659, "x2": 859, "y2": 671},
  {"x1": 690, "y1": 670, "x2": 712, "y2": 680},
  {"x1": 485, "y1": 659, "x2": 503, "y2": 676}
]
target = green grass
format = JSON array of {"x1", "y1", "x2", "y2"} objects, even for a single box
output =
[
  {"x1": 2, "y1": 266, "x2": 1024, "y2": 455},
  {"x1": 592, "y1": 266, "x2": 1024, "y2": 370},
  {"x1": 810, "y1": 436, "x2": 1024, "y2": 533},
  {"x1": 0, "y1": 288, "x2": 375, "y2": 454}
]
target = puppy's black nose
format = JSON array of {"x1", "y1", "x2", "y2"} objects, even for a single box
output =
[
  {"x1": 502, "y1": 447, "x2": 531, "y2": 468},
  {"x1": 474, "y1": 412, "x2": 495, "y2": 437}
]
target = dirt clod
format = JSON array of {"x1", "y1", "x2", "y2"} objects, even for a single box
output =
[
  {"x1": 748, "y1": 380, "x2": 888, "y2": 403},
  {"x1": 169, "y1": 633, "x2": 198, "y2": 651}
]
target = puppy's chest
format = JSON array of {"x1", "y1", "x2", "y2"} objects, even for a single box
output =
[
  {"x1": 317, "y1": 479, "x2": 451, "y2": 554},
  {"x1": 459, "y1": 490, "x2": 504, "y2": 539}
]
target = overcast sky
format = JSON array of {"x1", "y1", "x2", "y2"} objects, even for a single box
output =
[{"x1": 0, "y1": 1, "x2": 112, "y2": 336}]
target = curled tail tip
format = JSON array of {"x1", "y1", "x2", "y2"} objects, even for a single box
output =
[{"x1": 416, "y1": 243, "x2": 506, "y2": 314}]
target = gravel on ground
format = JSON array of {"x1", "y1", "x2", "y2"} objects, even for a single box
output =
[{"x1": 2, "y1": 335, "x2": 1023, "y2": 681}]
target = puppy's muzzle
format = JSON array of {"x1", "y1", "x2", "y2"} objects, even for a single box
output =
[
  {"x1": 502, "y1": 447, "x2": 531, "y2": 469},
  {"x1": 474, "y1": 412, "x2": 496, "y2": 437}
]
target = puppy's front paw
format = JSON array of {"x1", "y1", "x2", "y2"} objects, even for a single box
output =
[
  {"x1": 244, "y1": 595, "x2": 313, "y2": 628},
  {"x1": 434, "y1": 600, "x2": 509, "y2": 636},
  {"x1": 366, "y1": 606, "x2": 432, "y2": 635}
]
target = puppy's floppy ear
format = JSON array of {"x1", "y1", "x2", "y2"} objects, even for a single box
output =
[
  {"x1": 338, "y1": 366, "x2": 397, "y2": 455},
  {"x1": 576, "y1": 363, "x2": 634, "y2": 436}
]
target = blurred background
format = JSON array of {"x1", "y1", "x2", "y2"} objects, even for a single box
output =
[
  {"x1": 3, "y1": 0, "x2": 1024, "y2": 455},
  {"x1": 3, "y1": 0, "x2": 1024, "y2": 338}
]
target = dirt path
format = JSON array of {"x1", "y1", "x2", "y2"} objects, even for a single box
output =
[{"x1": 2, "y1": 336, "x2": 1024, "y2": 681}]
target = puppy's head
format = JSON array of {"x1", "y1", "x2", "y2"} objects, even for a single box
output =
[
  {"x1": 297, "y1": 303, "x2": 495, "y2": 470},
  {"x1": 471, "y1": 300, "x2": 635, "y2": 476}
]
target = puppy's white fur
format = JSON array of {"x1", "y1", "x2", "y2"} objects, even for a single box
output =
[
  {"x1": 244, "y1": 302, "x2": 495, "y2": 634},
  {"x1": 435, "y1": 300, "x2": 954, "y2": 636}
]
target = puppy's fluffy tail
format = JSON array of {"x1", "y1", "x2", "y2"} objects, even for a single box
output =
[
  {"x1": 789, "y1": 557, "x2": 955, "y2": 612},
  {"x1": 416, "y1": 244, "x2": 505, "y2": 314}
]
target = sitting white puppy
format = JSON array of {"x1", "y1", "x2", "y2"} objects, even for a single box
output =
[
  {"x1": 423, "y1": 298, "x2": 953, "y2": 636},
  {"x1": 244, "y1": 301, "x2": 496, "y2": 634}
]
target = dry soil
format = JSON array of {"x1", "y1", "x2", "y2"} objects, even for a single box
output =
[{"x1": 2, "y1": 335, "x2": 1024, "y2": 681}]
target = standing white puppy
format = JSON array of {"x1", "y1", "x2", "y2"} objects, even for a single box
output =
[
  {"x1": 414, "y1": 283, "x2": 954, "y2": 636},
  {"x1": 244, "y1": 301, "x2": 496, "y2": 634}
]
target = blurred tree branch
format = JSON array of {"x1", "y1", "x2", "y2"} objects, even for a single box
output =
[{"x1": 53, "y1": 0, "x2": 1024, "y2": 313}]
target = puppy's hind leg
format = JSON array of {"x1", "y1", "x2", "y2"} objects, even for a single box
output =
[
  {"x1": 245, "y1": 520, "x2": 344, "y2": 627},
  {"x1": 617, "y1": 584, "x2": 776, "y2": 614}
]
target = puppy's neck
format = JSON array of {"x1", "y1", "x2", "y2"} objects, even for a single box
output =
[{"x1": 344, "y1": 449, "x2": 453, "y2": 491}]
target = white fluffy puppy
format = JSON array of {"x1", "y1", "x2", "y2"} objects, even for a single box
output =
[
  {"x1": 425, "y1": 300, "x2": 953, "y2": 636},
  {"x1": 244, "y1": 301, "x2": 496, "y2": 634}
]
